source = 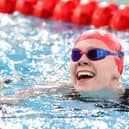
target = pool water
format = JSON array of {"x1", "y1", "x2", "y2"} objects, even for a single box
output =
[{"x1": 0, "y1": 13, "x2": 129, "y2": 129}]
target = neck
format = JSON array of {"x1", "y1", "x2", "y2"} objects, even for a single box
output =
[{"x1": 79, "y1": 86, "x2": 124, "y2": 100}]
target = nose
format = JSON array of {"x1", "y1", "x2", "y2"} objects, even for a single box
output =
[{"x1": 78, "y1": 54, "x2": 90, "y2": 66}]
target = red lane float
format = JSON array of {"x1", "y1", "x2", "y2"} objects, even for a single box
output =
[
  {"x1": 53, "y1": 0, "x2": 80, "y2": 22},
  {"x1": 0, "y1": 0, "x2": 16, "y2": 13},
  {"x1": 15, "y1": 0, "x2": 34, "y2": 15},
  {"x1": 110, "y1": 5, "x2": 129, "y2": 31},
  {"x1": 0, "y1": 0, "x2": 129, "y2": 32},
  {"x1": 33, "y1": 0, "x2": 59, "y2": 18},
  {"x1": 25, "y1": 0, "x2": 37, "y2": 3},
  {"x1": 72, "y1": 0, "x2": 98, "y2": 25},
  {"x1": 91, "y1": 2, "x2": 118, "y2": 27}
]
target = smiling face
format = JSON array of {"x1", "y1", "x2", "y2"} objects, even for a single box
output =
[{"x1": 70, "y1": 39, "x2": 120, "y2": 91}]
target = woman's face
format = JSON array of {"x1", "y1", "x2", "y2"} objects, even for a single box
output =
[{"x1": 70, "y1": 39, "x2": 120, "y2": 91}]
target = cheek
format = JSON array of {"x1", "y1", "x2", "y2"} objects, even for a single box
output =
[
  {"x1": 95, "y1": 58, "x2": 117, "y2": 76},
  {"x1": 106, "y1": 58, "x2": 118, "y2": 72},
  {"x1": 70, "y1": 61, "x2": 78, "y2": 81},
  {"x1": 70, "y1": 62, "x2": 75, "y2": 75}
]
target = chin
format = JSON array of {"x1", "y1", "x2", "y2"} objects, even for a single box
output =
[{"x1": 74, "y1": 84, "x2": 105, "y2": 91}]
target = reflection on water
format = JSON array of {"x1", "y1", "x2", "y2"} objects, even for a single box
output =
[
  {"x1": 0, "y1": 91, "x2": 129, "y2": 129},
  {"x1": 0, "y1": 13, "x2": 129, "y2": 129},
  {"x1": 1, "y1": 83, "x2": 129, "y2": 128}
]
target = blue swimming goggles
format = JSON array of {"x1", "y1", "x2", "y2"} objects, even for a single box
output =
[{"x1": 71, "y1": 48, "x2": 124, "y2": 61}]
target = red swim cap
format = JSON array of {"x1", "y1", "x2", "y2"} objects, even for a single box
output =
[{"x1": 74, "y1": 29, "x2": 124, "y2": 74}]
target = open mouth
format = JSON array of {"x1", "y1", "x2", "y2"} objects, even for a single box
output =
[{"x1": 77, "y1": 71, "x2": 95, "y2": 80}]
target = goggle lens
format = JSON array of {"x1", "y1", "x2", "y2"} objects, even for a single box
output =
[{"x1": 87, "y1": 49, "x2": 108, "y2": 60}]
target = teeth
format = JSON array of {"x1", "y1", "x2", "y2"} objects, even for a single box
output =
[
  {"x1": 77, "y1": 71, "x2": 94, "y2": 80},
  {"x1": 78, "y1": 72, "x2": 93, "y2": 77}
]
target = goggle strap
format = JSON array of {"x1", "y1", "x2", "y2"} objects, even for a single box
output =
[{"x1": 110, "y1": 51, "x2": 124, "y2": 60}]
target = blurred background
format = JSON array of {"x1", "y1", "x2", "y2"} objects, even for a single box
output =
[{"x1": 99, "y1": 0, "x2": 129, "y2": 4}]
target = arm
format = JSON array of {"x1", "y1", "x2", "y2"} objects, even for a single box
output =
[{"x1": 0, "y1": 82, "x2": 69, "y2": 105}]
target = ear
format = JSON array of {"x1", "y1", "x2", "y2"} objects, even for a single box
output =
[
  {"x1": 111, "y1": 72, "x2": 120, "y2": 89},
  {"x1": 113, "y1": 72, "x2": 120, "y2": 79}
]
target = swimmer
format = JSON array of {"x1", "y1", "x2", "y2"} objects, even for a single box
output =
[
  {"x1": 70, "y1": 29, "x2": 124, "y2": 91},
  {"x1": 0, "y1": 29, "x2": 126, "y2": 104}
]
